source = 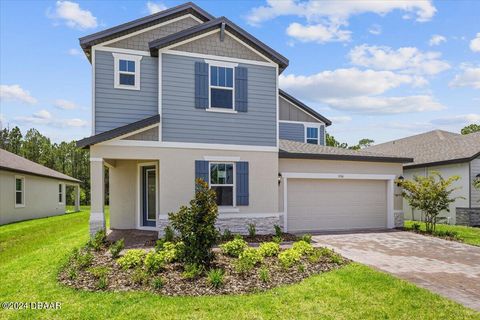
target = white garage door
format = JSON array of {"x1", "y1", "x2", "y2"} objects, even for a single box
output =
[{"x1": 287, "y1": 179, "x2": 387, "y2": 233}]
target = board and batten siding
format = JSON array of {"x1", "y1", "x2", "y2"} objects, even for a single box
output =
[
  {"x1": 161, "y1": 53, "x2": 277, "y2": 146},
  {"x1": 471, "y1": 156, "x2": 480, "y2": 207},
  {"x1": 94, "y1": 50, "x2": 158, "y2": 134},
  {"x1": 279, "y1": 122, "x2": 304, "y2": 142}
]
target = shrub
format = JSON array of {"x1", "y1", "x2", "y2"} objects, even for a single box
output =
[
  {"x1": 155, "y1": 239, "x2": 165, "y2": 252},
  {"x1": 220, "y1": 238, "x2": 248, "y2": 257},
  {"x1": 67, "y1": 268, "x2": 77, "y2": 280},
  {"x1": 292, "y1": 240, "x2": 314, "y2": 256},
  {"x1": 164, "y1": 226, "x2": 175, "y2": 242},
  {"x1": 151, "y1": 277, "x2": 164, "y2": 290},
  {"x1": 247, "y1": 223, "x2": 256, "y2": 238},
  {"x1": 272, "y1": 236, "x2": 282, "y2": 244},
  {"x1": 220, "y1": 229, "x2": 233, "y2": 242},
  {"x1": 235, "y1": 247, "x2": 263, "y2": 274},
  {"x1": 318, "y1": 247, "x2": 334, "y2": 257},
  {"x1": 330, "y1": 253, "x2": 343, "y2": 264},
  {"x1": 168, "y1": 179, "x2": 219, "y2": 266},
  {"x1": 97, "y1": 276, "x2": 108, "y2": 290},
  {"x1": 182, "y1": 263, "x2": 204, "y2": 280},
  {"x1": 88, "y1": 266, "x2": 108, "y2": 279},
  {"x1": 258, "y1": 242, "x2": 280, "y2": 257},
  {"x1": 117, "y1": 249, "x2": 146, "y2": 270},
  {"x1": 144, "y1": 251, "x2": 165, "y2": 274},
  {"x1": 258, "y1": 266, "x2": 270, "y2": 283},
  {"x1": 109, "y1": 239, "x2": 125, "y2": 259},
  {"x1": 412, "y1": 223, "x2": 421, "y2": 231},
  {"x1": 77, "y1": 251, "x2": 94, "y2": 269},
  {"x1": 207, "y1": 268, "x2": 224, "y2": 288},
  {"x1": 300, "y1": 234, "x2": 312, "y2": 244},
  {"x1": 273, "y1": 225, "x2": 282, "y2": 237},
  {"x1": 308, "y1": 249, "x2": 322, "y2": 263},
  {"x1": 445, "y1": 230, "x2": 459, "y2": 239},
  {"x1": 90, "y1": 230, "x2": 107, "y2": 251},
  {"x1": 278, "y1": 249, "x2": 301, "y2": 269},
  {"x1": 297, "y1": 264, "x2": 306, "y2": 273},
  {"x1": 131, "y1": 268, "x2": 149, "y2": 286},
  {"x1": 160, "y1": 241, "x2": 181, "y2": 263}
]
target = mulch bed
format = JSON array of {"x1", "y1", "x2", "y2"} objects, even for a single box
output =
[{"x1": 59, "y1": 246, "x2": 347, "y2": 296}]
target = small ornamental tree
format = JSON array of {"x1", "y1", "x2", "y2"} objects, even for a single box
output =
[
  {"x1": 397, "y1": 172, "x2": 462, "y2": 233},
  {"x1": 168, "y1": 178, "x2": 219, "y2": 266},
  {"x1": 474, "y1": 178, "x2": 480, "y2": 192}
]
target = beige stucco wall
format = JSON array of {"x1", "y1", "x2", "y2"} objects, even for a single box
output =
[
  {"x1": 0, "y1": 170, "x2": 66, "y2": 225},
  {"x1": 91, "y1": 145, "x2": 279, "y2": 229},
  {"x1": 403, "y1": 163, "x2": 470, "y2": 224},
  {"x1": 278, "y1": 159, "x2": 404, "y2": 213}
]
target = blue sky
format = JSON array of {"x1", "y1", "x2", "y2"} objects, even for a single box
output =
[{"x1": 0, "y1": 0, "x2": 479, "y2": 145}]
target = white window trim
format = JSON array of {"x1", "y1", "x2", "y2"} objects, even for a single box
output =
[
  {"x1": 58, "y1": 183, "x2": 65, "y2": 205},
  {"x1": 112, "y1": 53, "x2": 142, "y2": 90},
  {"x1": 206, "y1": 60, "x2": 237, "y2": 112},
  {"x1": 305, "y1": 124, "x2": 321, "y2": 145},
  {"x1": 209, "y1": 162, "x2": 236, "y2": 209},
  {"x1": 14, "y1": 175, "x2": 25, "y2": 208}
]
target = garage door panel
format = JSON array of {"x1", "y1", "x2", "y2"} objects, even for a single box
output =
[{"x1": 287, "y1": 179, "x2": 387, "y2": 232}]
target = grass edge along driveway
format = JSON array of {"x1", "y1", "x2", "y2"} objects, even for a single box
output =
[
  {"x1": 405, "y1": 220, "x2": 480, "y2": 246},
  {"x1": 0, "y1": 208, "x2": 479, "y2": 319}
]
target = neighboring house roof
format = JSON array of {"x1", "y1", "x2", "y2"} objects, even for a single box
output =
[
  {"x1": 279, "y1": 139, "x2": 413, "y2": 163},
  {"x1": 149, "y1": 16, "x2": 289, "y2": 72},
  {"x1": 365, "y1": 130, "x2": 480, "y2": 168},
  {"x1": 0, "y1": 149, "x2": 80, "y2": 183},
  {"x1": 279, "y1": 89, "x2": 332, "y2": 126},
  {"x1": 79, "y1": 2, "x2": 214, "y2": 58},
  {"x1": 77, "y1": 114, "x2": 160, "y2": 148}
]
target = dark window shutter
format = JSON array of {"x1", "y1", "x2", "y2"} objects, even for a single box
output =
[
  {"x1": 236, "y1": 161, "x2": 249, "y2": 205},
  {"x1": 195, "y1": 62, "x2": 209, "y2": 109},
  {"x1": 195, "y1": 160, "x2": 209, "y2": 186},
  {"x1": 319, "y1": 125, "x2": 325, "y2": 145},
  {"x1": 235, "y1": 67, "x2": 248, "y2": 112}
]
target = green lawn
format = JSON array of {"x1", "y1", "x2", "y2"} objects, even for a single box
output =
[
  {"x1": 0, "y1": 209, "x2": 478, "y2": 319},
  {"x1": 405, "y1": 220, "x2": 480, "y2": 246}
]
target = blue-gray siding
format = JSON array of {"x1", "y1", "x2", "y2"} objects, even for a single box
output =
[
  {"x1": 94, "y1": 50, "x2": 158, "y2": 134},
  {"x1": 279, "y1": 122, "x2": 304, "y2": 142},
  {"x1": 162, "y1": 53, "x2": 277, "y2": 146}
]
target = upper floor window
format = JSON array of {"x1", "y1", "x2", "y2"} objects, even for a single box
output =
[
  {"x1": 112, "y1": 53, "x2": 142, "y2": 91},
  {"x1": 209, "y1": 162, "x2": 234, "y2": 206},
  {"x1": 306, "y1": 126, "x2": 319, "y2": 145},
  {"x1": 15, "y1": 176, "x2": 25, "y2": 207},
  {"x1": 210, "y1": 66, "x2": 234, "y2": 109}
]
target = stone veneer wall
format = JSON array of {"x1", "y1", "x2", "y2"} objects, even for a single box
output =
[
  {"x1": 394, "y1": 211, "x2": 404, "y2": 228},
  {"x1": 157, "y1": 215, "x2": 283, "y2": 236},
  {"x1": 456, "y1": 207, "x2": 480, "y2": 226}
]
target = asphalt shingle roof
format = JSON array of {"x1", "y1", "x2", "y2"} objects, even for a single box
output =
[
  {"x1": 0, "y1": 149, "x2": 80, "y2": 183},
  {"x1": 365, "y1": 130, "x2": 480, "y2": 168},
  {"x1": 279, "y1": 139, "x2": 413, "y2": 163}
]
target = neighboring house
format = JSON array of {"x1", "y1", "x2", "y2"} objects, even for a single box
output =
[
  {"x1": 366, "y1": 130, "x2": 480, "y2": 226},
  {"x1": 0, "y1": 149, "x2": 81, "y2": 225},
  {"x1": 77, "y1": 2, "x2": 411, "y2": 235}
]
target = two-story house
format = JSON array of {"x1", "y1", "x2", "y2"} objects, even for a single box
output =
[{"x1": 77, "y1": 2, "x2": 412, "y2": 236}]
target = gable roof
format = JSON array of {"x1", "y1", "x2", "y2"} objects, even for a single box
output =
[
  {"x1": 77, "y1": 114, "x2": 160, "y2": 148},
  {"x1": 79, "y1": 2, "x2": 214, "y2": 59},
  {"x1": 149, "y1": 16, "x2": 289, "y2": 72},
  {"x1": 0, "y1": 149, "x2": 80, "y2": 183},
  {"x1": 279, "y1": 140, "x2": 412, "y2": 163},
  {"x1": 365, "y1": 130, "x2": 480, "y2": 168},
  {"x1": 279, "y1": 89, "x2": 332, "y2": 126}
]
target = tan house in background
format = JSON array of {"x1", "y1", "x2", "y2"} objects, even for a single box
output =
[{"x1": 0, "y1": 149, "x2": 81, "y2": 225}]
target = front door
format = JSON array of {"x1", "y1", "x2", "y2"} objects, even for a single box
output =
[{"x1": 142, "y1": 166, "x2": 157, "y2": 227}]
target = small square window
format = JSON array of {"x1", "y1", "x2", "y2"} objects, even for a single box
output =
[
  {"x1": 306, "y1": 127, "x2": 319, "y2": 145},
  {"x1": 113, "y1": 53, "x2": 141, "y2": 90}
]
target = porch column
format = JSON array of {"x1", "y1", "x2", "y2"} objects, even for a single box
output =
[
  {"x1": 90, "y1": 158, "x2": 105, "y2": 236},
  {"x1": 74, "y1": 184, "x2": 81, "y2": 212}
]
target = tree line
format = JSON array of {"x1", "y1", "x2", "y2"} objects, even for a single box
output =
[{"x1": 0, "y1": 126, "x2": 91, "y2": 204}]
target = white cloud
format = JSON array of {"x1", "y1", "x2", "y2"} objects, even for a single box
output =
[
  {"x1": 0, "y1": 84, "x2": 37, "y2": 104},
  {"x1": 15, "y1": 110, "x2": 87, "y2": 128},
  {"x1": 49, "y1": 1, "x2": 97, "y2": 29},
  {"x1": 54, "y1": 99, "x2": 77, "y2": 110},
  {"x1": 34, "y1": 109, "x2": 52, "y2": 120},
  {"x1": 470, "y1": 33, "x2": 480, "y2": 52},
  {"x1": 322, "y1": 95, "x2": 445, "y2": 114},
  {"x1": 286, "y1": 23, "x2": 351, "y2": 43},
  {"x1": 430, "y1": 113, "x2": 480, "y2": 125},
  {"x1": 66, "y1": 118, "x2": 88, "y2": 127},
  {"x1": 68, "y1": 48, "x2": 81, "y2": 56},
  {"x1": 329, "y1": 116, "x2": 352, "y2": 123},
  {"x1": 146, "y1": 1, "x2": 167, "y2": 14},
  {"x1": 449, "y1": 66, "x2": 480, "y2": 89},
  {"x1": 429, "y1": 34, "x2": 446, "y2": 46},
  {"x1": 368, "y1": 24, "x2": 382, "y2": 35},
  {"x1": 247, "y1": 0, "x2": 436, "y2": 43},
  {"x1": 348, "y1": 44, "x2": 450, "y2": 76}
]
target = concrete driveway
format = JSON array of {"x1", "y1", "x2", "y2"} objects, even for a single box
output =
[{"x1": 313, "y1": 230, "x2": 480, "y2": 311}]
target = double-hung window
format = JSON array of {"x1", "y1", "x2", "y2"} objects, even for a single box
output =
[
  {"x1": 209, "y1": 163, "x2": 234, "y2": 206},
  {"x1": 15, "y1": 176, "x2": 25, "y2": 207},
  {"x1": 210, "y1": 66, "x2": 234, "y2": 109},
  {"x1": 306, "y1": 126, "x2": 319, "y2": 144},
  {"x1": 113, "y1": 53, "x2": 142, "y2": 90},
  {"x1": 58, "y1": 184, "x2": 64, "y2": 204}
]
